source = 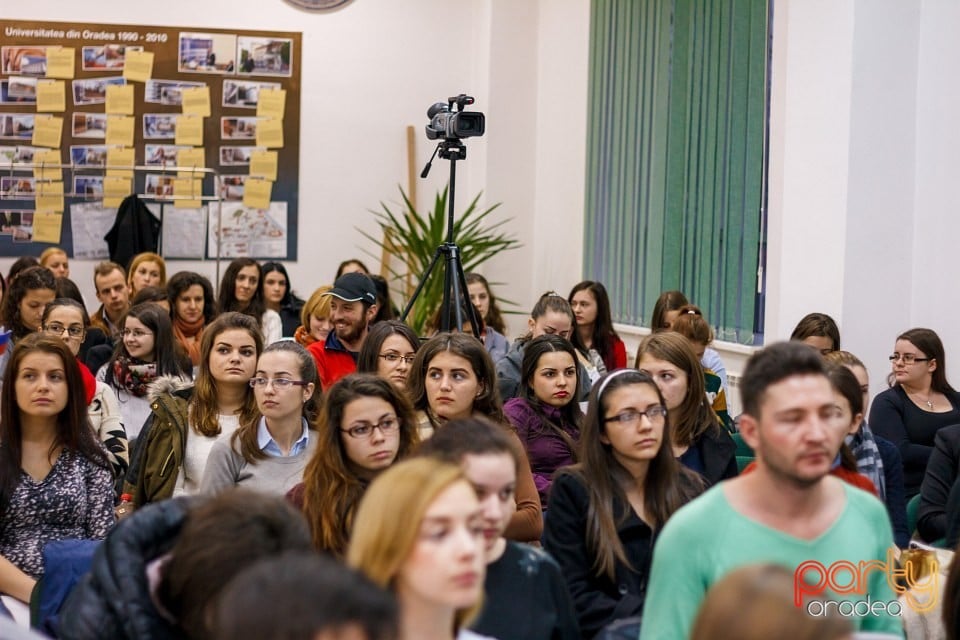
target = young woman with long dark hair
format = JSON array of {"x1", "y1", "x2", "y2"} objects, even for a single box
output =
[
  {"x1": 201, "y1": 341, "x2": 320, "y2": 496},
  {"x1": 466, "y1": 273, "x2": 509, "y2": 358},
  {"x1": 217, "y1": 258, "x2": 282, "y2": 345},
  {"x1": 357, "y1": 320, "x2": 421, "y2": 392},
  {"x1": 167, "y1": 271, "x2": 216, "y2": 368},
  {"x1": 0, "y1": 335, "x2": 114, "y2": 605},
  {"x1": 569, "y1": 280, "x2": 626, "y2": 372},
  {"x1": 503, "y1": 334, "x2": 582, "y2": 505},
  {"x1": 789, "y1": 312, "x2": 841, "y2": 356},
  {"x1": 291, "y1": 374, "x2": 419, "y2": 556},
  {"x1": 543, "y1": 369, "x2": 702, "y2": 638},
  {"x1": 261, "y1": 261, "x2": 305, "y2": 338},
  {"x1": 409, "y1": 332, "x2": 543, "y2": 543},
  {"x1": 126, "y1": 312, "x2": 263, "y2": 505}
]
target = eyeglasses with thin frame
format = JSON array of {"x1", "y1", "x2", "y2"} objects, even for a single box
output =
[
  {"x1": 121, "y1": 328, "x2": 153, "y2": 339},
  {"x1": 604, "y1": 405, "x2": 668, "y2": 425},
  {"x1": 249, "y1": 377, "x2": 310, "y2": 390},
  {"x1": 341, "y1": 416, "x2": 400, "y2": 439},
  {"x1": 379, "y1": 353, "x2": 416, "y2": 365},
  {"x1": 889, "y1": 353, "x2": 931, "y2": 365},
  {"x1": 43, "y1": 322, "x2": 85, "y2": 338}
]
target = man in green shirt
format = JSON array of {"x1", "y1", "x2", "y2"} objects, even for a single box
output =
[{"x1": 639, "y1": 341, "x2": 905, "y2": 639}]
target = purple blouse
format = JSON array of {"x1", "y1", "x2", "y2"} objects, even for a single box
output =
[{"x1": 504, "y1": 397, "x2": 580, "y2": 505}]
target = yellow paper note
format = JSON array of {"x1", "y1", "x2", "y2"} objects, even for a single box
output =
[
  {"x1": 32, "y1": 115, "x2": 63, "y2": 148},
  {"x1": 256, "y1": 88, "x2": 287, "y2": 119},
  {"x1": 32, "y1": 212, "x2": 64, "y2": 243},
  {"x1": 35, "y1": 180, "x2": 65, "y2": 213},
  {"x1": 105, "y1": 115, "x2": 135, "y2": 147},
  {"x1": 105, "y1": 84, "x2": 135, "y2": 115},
  {"x1": 106, "y1": 147, "x2": 135, "y2": 179},
  {"x1": 255, "y1": 118, "x2": 284, "y2": 149},
  {"x1": 248, "y1": 150, "x2": 278, "y2": 181},
  {"x1": 180, "y1": 86, "x2": 211, "y2": 117},
  {"x1": 176, "y1": 147, "x2": 206, "y2": 178},
  {"x1": 243, "y1": 178, "x2": 273, "y2": 210},
  {"x1": 173, "y1": 177, "x2": 203, "y2": 208},
  {"x1": 33, "y1": 149, "x2": 62, "y2": 181},
  {"x1": 36, "y1": 80, "x2": 66, "y2": 112},
  {"x1": 174, "y1": 115, "x2": 204, "y2": 146},
  {"x1": 103, "y1": 176, "x2": 132, "y2": 207},
  {"x1": 44, "y1": 47, "x2": 75, "y2": 79},
  {"x1": 122, "y1": 50, "x2": 155, "y2": 83}
]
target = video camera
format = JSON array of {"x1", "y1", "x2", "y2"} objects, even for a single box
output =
[{"x1": 425, "y1": 94, "x2": 485, "y2": 141}]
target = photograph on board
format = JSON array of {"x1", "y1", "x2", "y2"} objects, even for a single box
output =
[
  {"x1": 145, "y1": 79, "x2": 207, "y2": 106},
  {"x1": 82, "y1": 44, "x2": 144, "y2": 71},
  {"x1": 1, "y1": 46, "x2": 48, "y2": 75},
  {"x1": 72, "y1": 113, "x2": 108, "y2": 139},
  {"x1": 222, "y1": 79, "x2": 281, "y2": 109},
  {"x1": 179, "y1": 32, "x2": 237, "y2": 74},
  {"x1": 72, "y1": 76, "x2": 126, "y2": 106},
  {"x1": 143, "y1": 113, "x2": 178, "y2": 139},
  {"x1": 237, "y1": 37, "x2": 292, "y2": 76},
  {"x1": 221, "y1": 117, "x2": 258, "y2": 140},
  {"x1": 74, "y1": 175, "x2": 105, "y2": 199},
  {"x1": 219, "y1": 145, "x2": 260, "y2": 166},
  {"x1": 0, "y1": 115, "x2": 35, "y2": 141}
]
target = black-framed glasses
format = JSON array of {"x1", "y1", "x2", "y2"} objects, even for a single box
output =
[
  {"x1": 341, "y1": 417, "x2": 399, "y2": 439},
  {"x1": 43, "y1": 322, "x2": 85, "y2": 338},
  {"x1": 604, "y1": 406, "x2": 668, "y2": 424},
  {"x1": 379, "y1": 353, "x2": 416, "y2": 365},
  {"x1": 889, "y1": 354, "x2": 931, "y2": 364},
  {"x1": 249, "y1": 377, "x2": 310, "y2": 389}
]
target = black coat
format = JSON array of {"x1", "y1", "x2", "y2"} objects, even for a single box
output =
[
  {"x1": 691, "y1": 427, "x2": 738, "y2": 487},
  {"x1": 59, "y1": 498, "x2": 192, "y2": 640},
  {"x1": 105, "y1": 194, "x2": 161, "y2": 270},
  {"x1": 543, "y1": 472, "x2": 653, "y2": 640},
  {"x1": 917, "y1": 424, "x2": 960, "y2": 545}
]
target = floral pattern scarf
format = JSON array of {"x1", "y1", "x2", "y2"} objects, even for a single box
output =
[{"x1": 112, "y1": 355, "x2": 159, "y2": 397}]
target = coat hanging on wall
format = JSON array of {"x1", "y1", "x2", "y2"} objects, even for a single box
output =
[{"x1": 105, "y1": 195, "x2": 161, "y2": 269}]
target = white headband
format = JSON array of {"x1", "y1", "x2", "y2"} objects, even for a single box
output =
[{"x1": 595, "y1": 368, "x2": 637, "y2": 399}]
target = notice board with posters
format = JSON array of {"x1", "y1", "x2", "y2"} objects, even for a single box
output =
[{"x1": 0, "y1": 19, "x2": 301, "y2": 260}]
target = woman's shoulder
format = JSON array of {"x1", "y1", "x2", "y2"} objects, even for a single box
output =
[
  {"x1": 146, "y1": 375, "x2": 194, "y2": 405},
  {"x1": 503, "y1": 396, "x2": 535, "y2": 418}
]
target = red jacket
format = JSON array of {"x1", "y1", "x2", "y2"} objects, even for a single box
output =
[
  {"x1": 741, "y1": 460, "x2": 878, "y2": 496},
  {"x1": 307, "y1": 333, "x2": 358, "y2": 391}
]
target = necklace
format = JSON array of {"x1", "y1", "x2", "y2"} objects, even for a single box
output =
[{"x1": 908, "y1": 389, "x2": 934, "y2": 410}]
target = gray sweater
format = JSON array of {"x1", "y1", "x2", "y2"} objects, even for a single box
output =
[{"x1": 199, "y1": 434, "x2": 317, "y2": 497}]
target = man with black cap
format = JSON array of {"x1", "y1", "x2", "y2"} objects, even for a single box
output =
[{"x1": 306, "y1": 272, "x2": 379, "y2": 390}]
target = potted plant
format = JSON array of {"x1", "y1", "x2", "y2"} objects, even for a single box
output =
[{"x1": 360, "y1": 186, "x2": 520, "y2": 334}]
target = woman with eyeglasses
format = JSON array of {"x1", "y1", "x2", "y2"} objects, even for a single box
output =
[
  {"x1": 125, "y1": 313, "x2": 263, "y2": 507},
  {"x1": 289, "y1": 374, "x2": 419, "y2": 556},
  {"x1": 357, "y1": 320, "x2": 421, "y2": 392},
  {"x1": 98, "y1": 304, "x2": 192, "y2": 443},
  {"x1": 543, "y1": 369, "x2": 702, "y2": 638},
  {"x1": 41, "y1": 299, "x2": 128, "y2": 482},
  {"x1": 200, "y1": 341, "x2": 320, "y2": 496},
  {"x1": 870, "y1": 328, "x2": 960, "y2": 498}
]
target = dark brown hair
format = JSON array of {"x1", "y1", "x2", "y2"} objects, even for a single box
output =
[
  {"x1": 0, "y1": 265, "x2": 56, "y2": 340},
  {"x1": 417, "y1": 415, "x2": 521, "y2": 472},
  {"x1": 895, "y1": 327, "x2": 954, "y2": 394},
  {"x1": 568, "y1": 280, "x2": 619, "y2": 366},
  {"x1": 669, "y1": 304, "x2": 714, "y2": 346},
  {"x1": 357, "y1": 320, "x2": 420, "y2": 377},
  {"x1": 517, "y1": 334, "x2": 582, "y2": 456},
  {"x1": 649, "y1": 290, "x2": 689, "y2": 331},
  {"x1": 465, "y1": 273, "x2": 507, "y2": 335},
  {"x1": 167, "y1": 271, "x2": 216, "y2": 325},
  {"x1": 790, "y1": 312, "x2": 841, "y2": 352},
  {"x1": 824, "y1": 363, "x2": 862, "y2": 472},
  {"x1": 217, "y1": 258, "x2": 265, "y2": 328}
]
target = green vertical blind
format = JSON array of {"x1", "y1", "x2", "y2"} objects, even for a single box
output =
[{"x1": 584, "y1": 0, "x2": 768, "y2": 344}]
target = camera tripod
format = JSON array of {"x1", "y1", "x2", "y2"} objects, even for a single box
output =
[{"x1": 401, "y1": 138, "x2": 481, "y2": 338}]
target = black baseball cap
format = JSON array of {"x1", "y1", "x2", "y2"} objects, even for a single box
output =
[{"x1": 326, "y1": 272, "x2": 377, "y2": 305}]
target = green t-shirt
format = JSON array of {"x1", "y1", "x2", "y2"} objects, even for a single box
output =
[{"x1": 639, "y1": 481, "x2": 904, "y2": 639}]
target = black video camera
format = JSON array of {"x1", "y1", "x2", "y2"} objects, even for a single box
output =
[{"x1": 425, "y1": 94, "x2": 485, "y2": 141}]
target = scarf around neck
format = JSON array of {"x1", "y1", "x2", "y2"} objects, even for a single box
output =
[
  {"x1": 847, "y1": 422, "x2": 886, "y2": 500},
  {"x1": 112, "y1": 354, "x2": 159, "y2": 397},
  {"x1": 173, "y1": 315, "x2": 205, "y2": 366}
]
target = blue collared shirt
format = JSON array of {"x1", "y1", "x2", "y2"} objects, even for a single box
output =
[{"x1": 257, "y1": 416, "x2": 310, "y2": 457}]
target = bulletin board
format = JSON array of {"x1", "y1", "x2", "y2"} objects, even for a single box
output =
[{"x1": 0, "y1": 19, "x2": 301, "y2": 260}]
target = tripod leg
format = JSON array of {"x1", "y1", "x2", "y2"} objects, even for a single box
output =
[
  {"x1": 451, "y1": 251, "x2": 481, "y2": 340},
  {"x1": 401, "y1": 245, "x2": 446, "y2": 324}
]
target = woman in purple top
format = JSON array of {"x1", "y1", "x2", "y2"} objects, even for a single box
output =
[{"x1": 504, "y1": 335, "x2": 582, "y2": 505}]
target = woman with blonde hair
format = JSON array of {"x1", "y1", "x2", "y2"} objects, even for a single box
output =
[
  {"x1": 294, "y1": 285, "x2": 333, "y2": 348},
  {"x1": 39, "y1": 247, "x2": 69, "y2": 279},
  {"x1": 348, "y1": 457, "x2": 490, "y2": 640},
  {"x1": 126, "y1": 252, "x2": 166, "y2": 299}
]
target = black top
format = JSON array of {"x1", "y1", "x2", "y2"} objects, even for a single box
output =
[
  {"x1": 685, "y1": 428, "x2": 738, "y2": 487},
  {"x1": 917, "y1": 424, "x2": 960, "y2": 545},
  {"x1": 875, "y1": 435, "x2": 910, "y2": 548},
  {"x1": 869, "y1": 385, "x2": 960, "y2": 497},
  {"x1": 471, "y1": 541, "x2": 580, "y2": 640},
  {"x1": 543, "y1": 472, "x2": 653, "y2": 639}
]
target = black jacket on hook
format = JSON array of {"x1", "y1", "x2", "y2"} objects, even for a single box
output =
[{"x1": 105, "y1": 195, "x2": 161, "y2": 268}]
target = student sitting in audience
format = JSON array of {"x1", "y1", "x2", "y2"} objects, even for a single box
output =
[
  {"x1": 212, "y1": 552, "x2": 399, "y2": 640},
  {"x1": 126, "y1": 252, "x2": 166, "y2": 300},
  {"x1": 201, "y1": 341, "x2": 320, "y2": 496},
  {"x1": 544, "y1": 369, "x2": 703, "y2": 638},
  {"x1": 466, "y1": 273, "x2": 509, "y2": 358},
  {"x1": 336, "y1": 258, "x2": 371, "y2": 279},
  {"x1": 60, "y1": 490, "x2": 313, "y2": 640},
  {"x1": 261, "y1": 261, "x2": 305, "y2": 338},
  {"x1": 503, "y1": 334, "x2": 582, "y2": 506},
  {"x1": 98, "y1": 304, "x2": 192, "y2": 443},
  {"x1": 348, "y1": 458, "x2": 491, "y2": 640},
  {"x1": 569, "y1": 280, "x2": 626, "y2": 372},
  {"x1": 789, "y1": 311, "x2": 841, "y2": 357},
  {"x1": 131, "y1": 287, "x2": 168, "y2": 311},
  {"x1": 166, "y1": 271, "x2": 216, "y2": 368},
  {"x1": 39, "y1": 247, "x2": 69, "y2": 279},
  {"x1": 649, "y1": 289, "x2": 728, "y2": 394},
  {"x1": 669, "y1": 305, "x2": 734, "y2": 432},
  {"x1": 0, "y1": 335, "x2": 114, "y2": 607},
  {"x1": 419, "y1": 417, "x2": 580, "y2": 640},
  {"x1": 218, "y1": 258, "x2": 282, "y2": 345},
  {"x1": 293, "y1": 285, "x2": 333, "y2": 348},
  {"x1": 496, "y1": 292, "x2": 590, "y2": 402},
  {"x1": 357, "y1": 320, "x2": 421, "y2": 392},
  {"x1": 126, "y1": 312, "x2": 263, "y2": 506},
  {"x1": 870, "y1": 327, "x2": 960, "y2": 498},
  {"x1": 635, "y1": 332, "x2": 737, "y2": 486},
  {"x1": 41, "y1": 299, "x2": 128, "y2": 482},
  {"x1": 825, "y1": 351, "x2": 909, "y2": 547},
  {"x1": 0, "y1": 266, "x2": 57, "y2": 383},
  {"x1": 409, "y1": 332, "x2": 543, "y2": 543}
]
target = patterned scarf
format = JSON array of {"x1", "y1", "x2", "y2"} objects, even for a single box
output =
[
  {"x1": 294, "y1": 325, "x2": 317, "y2": 348},
  {"x1": 112, "y1": 355, "x2": 159, "y2": 397},
  {"x1": 847, "y1": 421, "x2": 886, "y2": 500},
  {"x1": 173, "y1": 316, "x2": 205, "y2": 366}
]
